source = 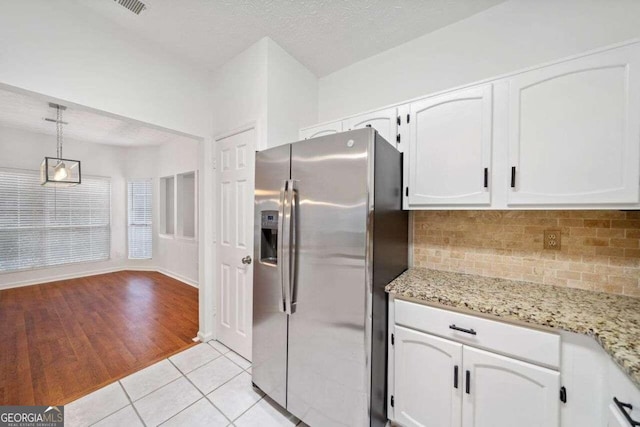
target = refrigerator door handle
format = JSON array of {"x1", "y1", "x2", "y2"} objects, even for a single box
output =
[
  {"x1": 289, "y1": 180, "x2": 298, "y2": 314},
  {"x1": 277, "y1": 180, "x2": 287, "y2": 313},
  {"x1": 282, "y1": 179, "x2": 295, "y2": 315}
]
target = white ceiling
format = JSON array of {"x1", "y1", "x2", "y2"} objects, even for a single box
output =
[
  {"x1": 0, "y1": 88, "x2": 200, "y2": 147},
  {"x1": 79, "y1": 0, "x2": 506, "y2": 77}
]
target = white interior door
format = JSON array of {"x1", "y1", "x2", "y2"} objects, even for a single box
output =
[{"x1": 216, "y1": 127, "x2": 255, "y2": 360}]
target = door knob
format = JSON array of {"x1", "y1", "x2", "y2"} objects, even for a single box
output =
[{"x1": 241, "y1": 255, "x2": 252, "y2": 265}]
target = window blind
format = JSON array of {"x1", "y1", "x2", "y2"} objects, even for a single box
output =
[
  {"x1": 128, "y1": 179, "x2": 152, "y2": 259},
  {"x1": 0, "y1": 168, "x2": 111, "y2": 273}
]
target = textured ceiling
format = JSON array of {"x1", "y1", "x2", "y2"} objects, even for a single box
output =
[
  {"x1": 79, "y1": 0, "x2": 506, "y2": 76},
  {"x1": 0, "y1": 88, "x2": 199, "y2": 147}
]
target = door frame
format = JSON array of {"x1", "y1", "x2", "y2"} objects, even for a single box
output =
[{"x1": 210, "y1": 121, "x2": 258, "y2": 345}]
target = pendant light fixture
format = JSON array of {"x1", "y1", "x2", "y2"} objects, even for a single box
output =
[{"x1": 40, "y1": 103, "x2": 81, "y2": 186}]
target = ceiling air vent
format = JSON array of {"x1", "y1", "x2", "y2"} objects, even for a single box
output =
[{"x1": 113, "y1": 0, "x2": 146, "y2": 15}]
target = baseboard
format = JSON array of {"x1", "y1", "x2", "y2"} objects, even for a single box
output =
[
  {"x1": 0, "y1": 266, "x2": 199, "y2": 291},
  {"x1": 197, "y1": 330, "x2": 214, "y2": 342},
  {"x1": 0, "y1": 267, "x2": 125, "y2": 291},
  {"x1": 155, "y1": 268, "x2": 199, "y2": 288},
  {"x1": 125, "y1": 266, "x2": 158, "y2": 272}
]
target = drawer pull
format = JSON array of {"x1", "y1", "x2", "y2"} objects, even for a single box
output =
[
  {"x1": 454, "y1": 365, "x2": 459, "y2": 389},
  {"x1": 449, "y1": 324, "x2": 477, "y2": 335},
  {"x1": 614, "y1": 397, "x2": 640, "y2": 426}
]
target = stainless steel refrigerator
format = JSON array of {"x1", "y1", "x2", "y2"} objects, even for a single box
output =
[{"x1": 252, "y1": 128, "x2": 408, "y2": 427}]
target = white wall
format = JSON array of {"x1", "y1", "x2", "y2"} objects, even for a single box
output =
[
  {"x1": 209, "y1": 37, "x2": 318, "y2": 147},
  {"x1": 266, "y1": 39, "x2": 318, "y2": 147},
  {"x1": 0, "y1": 0, "x2": 212, "y2": 138},
  {"x1": 154, "y1": 142, "x2": 200, "y2": 285},
  {"x1": 0, "y1": 126, "x2": 128, "y2": 288},
  {"x1": 210, "y1": 38, "x2": 269, "y2": 142},
  {"x1": 120, "y1": 141, "x2": 201, "y2": 286},
  {"x1": 318, "y1": 0, "x2": 640, "y2": 121}
]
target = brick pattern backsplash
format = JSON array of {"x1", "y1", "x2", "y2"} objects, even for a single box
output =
[{"x1": 412, "y1": 210, "x2": 640, "y2": 297}]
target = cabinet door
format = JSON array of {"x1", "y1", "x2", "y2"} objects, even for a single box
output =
[
  {"x1": 608, "y1": 404, "x2": 630, "y2": 427},
  {"x1": 462, "y1": 346, "x2": 560, "y2": 427},
  {"x1": 407, "y1": 85, "x2": 492, "y2": 207},
  {"x1": 343, "y1": 107, "x2": 398, "y2": 148},
  {"x1": 607, "y1": 354, "x2": 640, "y2": 427},
  {"x1": 299, "y1": 121, "x2": 342, "y2": 140},
  {"x1": 507, "y1": 44, "x2": 640, "y2": 205},
  {"x1": 394, "y1": 326, "x2": 463, "y2": 427}
]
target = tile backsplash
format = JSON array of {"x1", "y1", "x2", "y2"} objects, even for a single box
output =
[{"x1": 412, "y1": 210, "x2": 640, "y2": 297}]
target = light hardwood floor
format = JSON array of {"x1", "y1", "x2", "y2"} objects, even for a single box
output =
[{"x1": 0, "y1": 270, "x2": 198, "y2": 405}]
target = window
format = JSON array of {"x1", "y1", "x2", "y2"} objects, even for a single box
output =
[
  {"x1": 177, "y1": 171, "x2": 197, "y2": 239},
  {"x1": 127, "y1": 179, "x2": 152, "y2": 259},
  {"x1": 0, "y1": 168, "x2": 111, "y2": 273},
  {"x1": 160, "y1": 176, "x2": 174, "y2": 235}
]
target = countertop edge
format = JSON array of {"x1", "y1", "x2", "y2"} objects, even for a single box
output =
[
  {"x1": 387, "y1": 289, "x2": 640, "y2": 390},
  {"x1": 390, "y1": 292, "x2": 558, "y2": 333}
]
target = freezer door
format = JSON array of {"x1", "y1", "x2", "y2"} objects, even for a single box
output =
[
  {"x1": 288, "y1": 129, "x2": 373, "y2": 426},
  {"x1": 252, "y1": 144, "x2": 290, "y2": 408}
]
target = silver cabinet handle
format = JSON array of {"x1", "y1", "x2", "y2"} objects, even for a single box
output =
[{"x1": 241, "y1": 256, "x2": 252, "y2": 265}]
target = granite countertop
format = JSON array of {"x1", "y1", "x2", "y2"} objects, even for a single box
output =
[{"x1": 386, "y1": 268, "x2": 640, "y2": 389}]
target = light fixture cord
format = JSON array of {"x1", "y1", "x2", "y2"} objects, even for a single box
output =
[
  {"x1": 56, "y1": 106, "x2": 62, "y2": 158},
  {"x1": 55, "y1": 105, "x2": 62, "y2": 218}
]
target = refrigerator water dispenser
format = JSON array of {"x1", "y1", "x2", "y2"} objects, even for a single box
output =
[{"x1": 260, "y1": 210, "x2": 278, "y2": 265}]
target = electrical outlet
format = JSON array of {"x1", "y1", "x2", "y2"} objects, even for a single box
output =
[{"x1": 544, "y1": 229, "x2": 561, "y2": 250}]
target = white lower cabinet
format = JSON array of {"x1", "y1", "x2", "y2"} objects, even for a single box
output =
[
  {"x1": 394, "y1": 326, "x2": 463, "y2": 427},
  {"x1": 559, "y1": 330, "x2": 640, "y2": 427},
  {"x1": 606, "y1": 351, "x2": 640, "y2": 427},
  {"x1": 390, "y1": 300, "x2": 640, "y2": 427},
  {"x1": 462, "y1": 346, "x2": 559, "y2": 427},
  {"x1": 392, "y1": 325, "x2": 559, "y2": 427},
  {"x1": 390, "y1": 300, "x2": 562, "y2": 427}
]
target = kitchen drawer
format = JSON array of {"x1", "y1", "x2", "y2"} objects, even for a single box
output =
[{"x1": 395, "y1": 299, "x2": 560, "y2": 369}]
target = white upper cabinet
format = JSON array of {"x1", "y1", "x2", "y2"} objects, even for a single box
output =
[
  {"x1": 407, "y1": 84, "x2": 493, "y2": 207},
  {"x1": 300, "y1": 41, "x2": 640, "y2": 209},
  {"x1": 299, "y1": 121, "x2": 342, "y2": 140},
  {"x1": 507, "y1": 44, "x2": 640, "y2": 206},
  {"x1": 343, "y1": 106, "x2": 399, "y2": 148}
]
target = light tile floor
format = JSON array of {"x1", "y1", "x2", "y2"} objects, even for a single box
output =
[{"x1": 65, "y1": 341, "x2": 305, "y2": 427}]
